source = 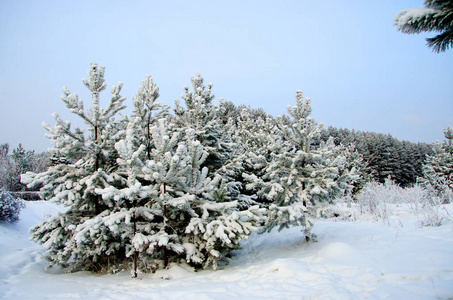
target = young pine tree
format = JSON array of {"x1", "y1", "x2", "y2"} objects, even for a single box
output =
[
  {"x1": 21, "y1": 63, "x2": 130, "y2": 272},
  {"x1": 173, "y1": 74, "x2": 245, "y2": 205},
  {"x1": 420, "y1": 126, "x2": 453, "y2": 197},
  {"x1": 244, "y1": 91, "x2": 357, "y2": 239},
  {"x1": 173, "y1": 73, "x2": 229, "y2": 173}
]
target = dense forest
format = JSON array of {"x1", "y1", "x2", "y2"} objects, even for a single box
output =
[{"x1": 320, "y1": 127, "x2": 434, "y2": 187}]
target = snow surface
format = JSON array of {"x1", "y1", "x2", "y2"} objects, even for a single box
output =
[{"x1": 1, "y1": 201, "x2": 453, "y2": 300}]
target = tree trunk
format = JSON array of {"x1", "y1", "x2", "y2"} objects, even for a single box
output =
[
  {"x1": 301, "y1": 157, "x2": 307, "y2": 207},
  {"x1": 163, "y1": 183, "x2": 168, "y2": 267},
  {"x1": 133, "y1": 201, "x2": 138, "y2": 278},
  {"x1": 94, "y1": 125, "x2": 101, "y2": 215},
  {"x1": 147, "y1": 114, "x2": 152, "y2": 160}
]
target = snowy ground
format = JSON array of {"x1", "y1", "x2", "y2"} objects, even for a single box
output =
[{"x1": 1, "y1": 201, "x2": 453, "y2": 300}]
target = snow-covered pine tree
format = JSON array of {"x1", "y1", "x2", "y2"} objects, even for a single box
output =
[
  {"x1": 332, "y1": 143, "x2": 367, "y2": 195},
  {"x1": 236, "y1": 107, "x2": 279, "y2": 172},
  {"x1": 131, "y1": 75, "x2": 169, "y2": 159},
  {"x1": 243, "y1": 91, "x2": 320, "y2": 238},
  {"x1": 243, "y1": 90, "x2": 357, "y2": 239},
  {"x1": 420, "y1": 126, "x2": 453, "y2": 197},
  {"x1": 0, "y1": 143, "x2": 42, "y2": 193},
  {"x1": 173, "y1": 74, "x2": 245, "y2": 205},
  {"x1": 0, "y1": 144, "x2": 14, "y2": 192},
  {"x1": 21, "y1": 63, "x2": 130, "y2": 272},
  {"x1": 21, "y1": 66, "x2": 265, "y2": 274},
  {"x1": 138, "y1": 118, "x2": 188, "y2": 268},
  {"x1": 10, "y1": 144, "x2": 36, "y2": 192},
  {"x1": 214, "y1": 99, "x2": 245, "y2": 182},
  {"x1": 93, "y1": 116, "x2": 180, "y2": 276},
  {"x1": 235, "y1": 106, "x2": 280, "y2": 208},
  {"x1": 83, "y1": 79, "x2": 178, "y2": 275},
  {"x1": 141, "y1": 123, "x2": 265, "y2": 270},
  {"x1": 318, "y1": 127, "x2": 369, "y2": 194},
  {"x1": 0, "y1": 188, "x2": 25, "y2": 223},
  {"x1": 317, "y1": 139, "x2": 362, "y2": 199},
  {"x1": 173, "y1": 73, "x2": 230, "y2": 174}
]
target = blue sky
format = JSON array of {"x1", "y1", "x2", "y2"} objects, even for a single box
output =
[{"x1": 0, "y1": 0, "x2": 452, "y2": 153}]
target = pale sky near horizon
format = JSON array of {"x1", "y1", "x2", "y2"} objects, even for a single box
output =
[{"x1": 1, "y1": 0, "x2": 452, "y2": 153}]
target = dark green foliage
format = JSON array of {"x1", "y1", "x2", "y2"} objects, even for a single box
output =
[{"x1": 321, "y1": 126, "x2": 433, "y2": 187}]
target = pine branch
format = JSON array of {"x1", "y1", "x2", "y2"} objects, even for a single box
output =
[
  {"x1": 426, "y1": 27, "x2": 453, "y2": 52},
  {"x1": 60, "y1": 88, "x2": 95, "y2": 128},
  {"x1": 394, "y1": 2, "x2": 453, "y2": 52},
  {"x1": 100, "y1": 83, "x2": 127, "y2": 120}
]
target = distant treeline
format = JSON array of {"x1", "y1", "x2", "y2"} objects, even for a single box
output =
[{"x1": 320, "y1": 126, "x2": 433, "y2": 187}]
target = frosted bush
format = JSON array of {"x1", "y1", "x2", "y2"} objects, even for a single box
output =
[
  {"x1": 419, "y1": 197, "x2": 446, "y2": 227},
  {"x1": 401, "y1": 185, "x2": 423, "y2": 214},
  {"x1": 355, "y1": 180, "x2": 450, "y2": 227},
  {"x1": 356, "y1": 179, "x2": 401, "y2": 223},
  {"x1": 404, "y1": 183, "x2": 451, "y2": 227},
  {"x1": 428, "y1": 177, "x2": 453, "y2": 204},
  {"x1": 0, "y1": 189, "x2": 25, "y2": 223}
]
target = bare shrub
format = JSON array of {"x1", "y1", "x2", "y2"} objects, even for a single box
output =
[
  {"x1": 356, "y1": 178, "x2": 400, "y2": 223},
  {"x1": 354, "y1": 179, "x2": 451, "y2": 227},
  {"x1": 404, "y1": 183, "x2": 452, "y2": 227}
]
